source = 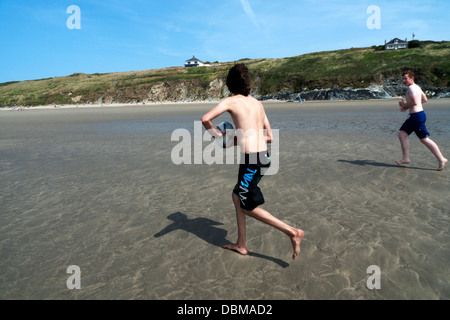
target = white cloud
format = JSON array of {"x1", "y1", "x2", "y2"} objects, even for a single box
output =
[{"x1": 240, "y1": 0, "x2": 259, "y2": 28}]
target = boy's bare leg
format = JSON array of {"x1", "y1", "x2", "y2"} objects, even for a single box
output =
[
  {"x1": 420, "y1": 137, "x2": 448, "y2": 171},
  {"x1": 223, "y1": 193, "x2": 248, "y2": 255},
  {"x1": 396, "y1": 130, "x2": 410, "y2": 165},
  {"x1": 225, "y1": 193, "x2": 304, "y2": 259},
  {"x1": 244, "y1": 206, "x2": 304, "y2": 260}
]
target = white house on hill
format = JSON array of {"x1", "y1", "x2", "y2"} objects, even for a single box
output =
[
  {"x1": 184, "y1": 55, "x2": 205, "y2": 67},
  {"x1": 385, "y1": 38, "x2": 408, "y2": 50}
]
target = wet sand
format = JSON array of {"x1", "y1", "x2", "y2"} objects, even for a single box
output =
[{"x1": 0, "y1": 99, "x2": 449, "y2": 299}]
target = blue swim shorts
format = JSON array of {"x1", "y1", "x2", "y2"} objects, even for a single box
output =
[{"x1": 399, "y1": 111, "x2": 430, "y2": 139}]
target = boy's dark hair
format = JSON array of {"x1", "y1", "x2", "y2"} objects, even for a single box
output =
[
  {"x1": 226, "y1": 63, "x2": 251, "y2": 96},
  {"x1": 403, "y1": 69, "x2": 415, "y2": 79}
]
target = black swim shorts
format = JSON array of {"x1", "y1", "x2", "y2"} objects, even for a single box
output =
[{"x1": 233, "y1": 151, "x2": 271, "y2": 211}]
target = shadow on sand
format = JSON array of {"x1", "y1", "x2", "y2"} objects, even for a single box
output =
[
  {"x1": 337, "y1": 159, "x2": 435, "y2": 171},
  {"x1": 154, "y1": 212, "x2": 289, "y2": 268}
]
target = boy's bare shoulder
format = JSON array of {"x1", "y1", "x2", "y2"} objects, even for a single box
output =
[
  {"x1": 408, "y1": 84, "x2": 424, "y2": 96},
  {"x1": 220, "y1": 95, "x2": 262, "y2": 113},
  {"x1": 220, "y1": 95, "x2": 244, "y2": 108},
  {"x1": 213, "y1": 96, "x2": 236, "y2": 111},
  {"x1": 220, "y1": 95, "x2": 239, "y2": 105}
]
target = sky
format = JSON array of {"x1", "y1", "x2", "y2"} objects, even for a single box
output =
[{"x1": 0, "y1": 0, "x2": 449, "y2": 83}]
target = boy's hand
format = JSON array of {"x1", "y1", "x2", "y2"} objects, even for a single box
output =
[
  {"x1": 398, "y1": 100, "x2": 408, "y2": 112},
  {"x1": 215, "y1": 125, "x2": 225, "y2": 137}
]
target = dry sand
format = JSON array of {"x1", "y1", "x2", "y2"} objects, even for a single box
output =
[{"x1": 0, "y1": 99, "x2": 449, "y2": 299}]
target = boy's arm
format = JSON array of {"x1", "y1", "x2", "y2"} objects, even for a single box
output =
[
  {"x1": 201, "y1": 101, "x2": 229, "y2": 138},
  {"x1": 399, "y1": 88, "x2": 410, "y2": 111},
  {"x1": 421, "y1": 90, "x2": 428, "y2": 104},
  {"x1": 399, "y1": 88, "x2": 421, "y2": 111},
  {"x1": 263, "y1": 114, "x2": 273, "y2": 144}
]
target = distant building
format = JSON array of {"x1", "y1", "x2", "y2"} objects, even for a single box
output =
[
  {"x1": 385, "y1": 38, "x2": 408, "y2": 50},
  {"x1": 184, "y1": 55, "x2": 204, "y2": 67}
]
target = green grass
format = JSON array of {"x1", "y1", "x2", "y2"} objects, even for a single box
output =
[{"x1": 249, "y1": 42, "x2": 450, "y2": 94}]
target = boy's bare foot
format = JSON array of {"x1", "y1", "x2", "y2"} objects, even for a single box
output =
[
  {"x1": 223, "y1": 243, "x2": 248, "y2": 255},
  {"x1": 291, "y1": 229, "x2": 304, "y2": 260},
  {"x1": 437, "y1": 158, "x2": 448, "y2": 171},
  {"x1": 395, "y1": 159, "x2": 410, "y2": 165}
]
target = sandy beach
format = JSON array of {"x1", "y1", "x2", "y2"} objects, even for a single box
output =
[{"x1": 0, "y1": 99, "x2": 449, "y2": 300}]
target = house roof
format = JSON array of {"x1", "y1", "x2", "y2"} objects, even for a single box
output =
[
  {"x1": 386, "y1": 38, "x2": 407, "y2": 45},
  {"x1": 185, "y1": 55, "x2": 202, "y2": 63}
]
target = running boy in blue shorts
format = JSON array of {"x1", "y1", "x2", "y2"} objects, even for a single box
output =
[
  {"x1": 396, "y1": 70, "x2": 447, "y2": 171},
  {"x1": 201, "y1": 64, "x2": 304, "y2": 260}
]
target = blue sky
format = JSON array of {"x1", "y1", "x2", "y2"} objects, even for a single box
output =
[{"x1": 0, "y1": 0, "x2": 449, "y2": 83}]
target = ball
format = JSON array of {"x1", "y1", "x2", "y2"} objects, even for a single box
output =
[{"x1": 216, "y1": 121, "x2": 235, "y2": 148}]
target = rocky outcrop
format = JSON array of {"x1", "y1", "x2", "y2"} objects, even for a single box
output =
[
  {"x1": 255, "y1": 78, "x2": 450, "y2": 101},
  {"x1": 256, "y1": 85, "x2": 391, "y2": 101},
  {"x1": 68, "y1": 77, "x2": 450, "y2": 105},
  {"x1": 93, "y1": 79, "x2": 230, "y2": 104}
]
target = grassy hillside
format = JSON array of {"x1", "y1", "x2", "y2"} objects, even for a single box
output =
[
  {"x1": 0, "y1": 65, "x2": 229, "y2": 107},
  {"x1": 0, "y1": 41, "x2": 448, "y2": 107},
  {"x1": 247, "y1": 41, "x2": 449, "y2": 93}
]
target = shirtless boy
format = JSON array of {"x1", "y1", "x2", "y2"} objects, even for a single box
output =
[
  {"x1": 201, "y1": 64, "x2": 304, "y2": 260},
  {"x1": 396, "y1": 70, "x2": 447, "y2": 171}
]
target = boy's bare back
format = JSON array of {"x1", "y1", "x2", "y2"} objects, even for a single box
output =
[{"x1": 202, "y1": 94, "x2": 272, "y2": 153}]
